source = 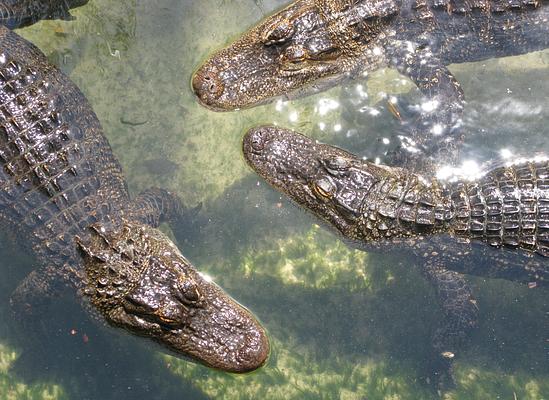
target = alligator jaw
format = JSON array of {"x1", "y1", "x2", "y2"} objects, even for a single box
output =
[{"x1": 78, "y1": 220, "x2": 269, "y2": 373}]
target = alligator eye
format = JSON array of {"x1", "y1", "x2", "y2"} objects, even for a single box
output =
[
  {"x1": 313, "y1": 47, "x2": 341, "y2": 61},
  {"x1": 281, "y1": 45, "x2": 308, "y2": 65},
  {"x1": 306, "y1": 37, "x2": 341, "y2": 61},
  {"x1": 313, "y1": 178, "x2": 336, "y2": 199},
  {"x1": 177, "y1": 279, "x2": 202, "y2": 305},
  {"x1": 159, "y1": 315, "x2": 178, "y2": 326},
  {"x1": 262, "y1": 20, "x2": 295, "y2": 45},
  {"x1": 324, "y1": 156, "x2": 350, "y2": 174}
]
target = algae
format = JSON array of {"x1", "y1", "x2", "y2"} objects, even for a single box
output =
[
  {"x1": 1, "y1": 0, "x2": 548, "y2": 399},
  {"x1": 0, "y1": 345, "x2": 66, "y2": 400}
]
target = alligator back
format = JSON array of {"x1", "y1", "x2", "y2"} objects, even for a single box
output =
[
  {"x1": 450, "y1": 160, "x2": 549, "y2": 255},
  {"x1": 0, "y1": 26, "x2": 129, "y2": 272},
  {"x1": 401, "y1": 0, "x2": 549, "y2": 63}
]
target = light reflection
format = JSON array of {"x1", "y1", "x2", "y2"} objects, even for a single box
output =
[
  {"x1": 500, "y1": 148, "x2": 512, "y2": 159},
  {"x1": 431, "y1": 124, "x2": 444, "y2": 135},
  {"x1": 198, "y1": 271, "x2": 214, "y2": 283},
  {"x1": 438, "y1": 154, "x2": 549, "y2": 183},
  {"x1": 318, "y1": 122, "x2": 326, "y2": 131},
  {"x1": 357, "y1": 106, "x2": 380, "y2": 116},
  {"x1": 334, "y1": 123, "x2": 342, "y2": 132},
  {"x1": 405, "y1": 41, "x2": 414, "y2": 53},
  {"x1": 421, "y1": 99, "x2": 439, "y2": 113},
  {"x1": 289, "y1": 111, "x2": 298, "y2": 122},
  {"x1": 436, "y1": 160, "x2": 482, "y2": 182},
  {"x1": 355, "y1": 84, "x2": 368, "y2": 98},
  {"x1": 505, "y1": 154, "x2": 548, "y2": 167},
  {"x1": 370, "y1": 109, "x2": 380, "y2": 116},
  {"x1": 316, "y1": 98, "x2": 340, "y2": 116}
]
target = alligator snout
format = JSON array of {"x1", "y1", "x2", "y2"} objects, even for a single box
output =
[
  {"x1": 192, "y1": 64, "x2": 225, "y2": 109},
  {"x1": 243, "y1": 126, "x2": 275, "y2": 154}
]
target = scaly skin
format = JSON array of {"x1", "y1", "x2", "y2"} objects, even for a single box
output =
[
  {"x1": 0, "y1": 0, "x2": 88, "y2": 29},
  {"x1": 0, "y1": 26, "x2": 269, "y2": 372},
  {"x1": 243, "y1": 126, "x2": 548, "y2": 284},
  {"x1": 243, "y1": 125, "x2": 547, "y2": 387},
  {"x1": 195, "y1": 0, "x2": 549, "y2": 169}
]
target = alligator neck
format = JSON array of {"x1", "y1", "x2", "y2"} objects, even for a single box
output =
[{"x1": 358, "y1": 171, "x2": 454, "y2": 241}]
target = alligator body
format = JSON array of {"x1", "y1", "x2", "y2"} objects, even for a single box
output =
[
  {"x1": 243, "y1": 125, "x2": 547, "y2": 385},
  {"x1": 0, "y1": 23, "x2": 269, "y2": 371},
  {"x1": 195, "y1": 0, "x2": 549, "y2": 169},
  {"x1": 0, "y1": 0, "x2": 88, "y2": 29}
]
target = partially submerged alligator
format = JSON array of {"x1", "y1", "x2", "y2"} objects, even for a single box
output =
[
  {"x1": 243, "y1": 125, "x2": 547, "y2": 385},
  {"x1": 194, "y1": 0, "x2": 549, "y2": 168},
  {"x1": 0, "y1": 0, "x2": 88, "y2": 28},
  {"x1": 0, "y1": 5, "x2": 269, "y2": 372}
]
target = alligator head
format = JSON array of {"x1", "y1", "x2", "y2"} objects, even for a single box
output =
[
  {"x1": 193, "y1": 0, "x2": 397, "y2": 111},
  {"x1": 76, "y1": 219, "x2": 269, "y2": 373},
  {"x1": 243, "y1": 125, "x2": 412, "y2": 242}
]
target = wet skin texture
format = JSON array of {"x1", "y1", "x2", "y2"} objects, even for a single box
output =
[
  {"x1": 0, "y1": 14, "x2": 268, "y2": 372},
  {"x1": 195, "y1": 0, "x2": 549, "y2": 169},
  {"x1": 243, "y1": 125, "x2": 547, "y2": 387}
]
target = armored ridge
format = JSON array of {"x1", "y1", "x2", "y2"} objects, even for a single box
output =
[
  {"x1": 194, "y1": 0, "x2": 549, "y2": 170},
  {"x1": 243, "y1": 125, "x2": 547, "y2": 387},
  {"x1": 0, "y1": 26, "x2": 269, "y2": 372},
  {"x1": 243, "y1": 126, "x2": 548, "y2": 284}
]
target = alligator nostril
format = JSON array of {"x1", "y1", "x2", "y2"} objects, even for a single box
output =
[
  {"x1": 245, "y1": 128, "x2": 273, "y2": 153},
  {"x1": 192, "y1": 67, "x2": 224, "y2": 101},
  {"x1": 250, "y1": 132, "x2": 266, "y2": 152}
]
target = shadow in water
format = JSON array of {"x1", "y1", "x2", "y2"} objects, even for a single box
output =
[{"x1": 175, "y1": 175, "x2": 548, "y2": 386}]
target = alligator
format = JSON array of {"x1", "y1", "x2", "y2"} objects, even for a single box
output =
[
  {"x1": 194, "y1": 0, "x2": 549, "y2": 169},
  {"x1": 0, "y1": 8, "x2": 269, "y2": 372},
  {"x1": 242, "y1": 125, "x2": 547, "y2": 386}
]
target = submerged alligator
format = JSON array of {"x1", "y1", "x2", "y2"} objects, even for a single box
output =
[
  {"x1": 0, "y1": 2, "x2": 269, "y2": 372},
  {"x1": 243, "y1": 125, "x2": 547, "y2": 385},
  {"x1": 194, "y1": 0, "x2": 549, "y2": 169},
  {"x1": 0, "y1": 0, "x2": 88, "y2": 28}
]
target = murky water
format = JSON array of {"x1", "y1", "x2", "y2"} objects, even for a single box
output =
[{"x1": 1, "y1": 0, "x2": 548, "y2": 399}]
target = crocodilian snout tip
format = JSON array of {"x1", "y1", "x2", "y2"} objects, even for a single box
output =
[
  {"x1": 242, "y1": 125, "x2": 279, "y2": 158},
  {"x1": 232, "y1": 325, "x2": 270, "y2": 373},
  {"x1": 191, "y1": 63, "x2": 226, "y2": 110}
]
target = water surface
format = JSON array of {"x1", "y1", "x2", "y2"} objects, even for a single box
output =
[{"x1": 1, "y1": 0, "x2": 548, "y2": 399}]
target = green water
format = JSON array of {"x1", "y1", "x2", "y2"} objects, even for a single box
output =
[{"x1": 1, "y1": 0, "x2": 548, "y2": 399}]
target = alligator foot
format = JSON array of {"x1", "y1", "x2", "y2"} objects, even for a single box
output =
[
  {"x1": 421, "y1": 260, "x2": 479, "y2": 392},
  {"x1": 125, "y1": 187, "x2": 201, "y2": 227},
  {"x1": 386, "y1": 39, "x2": 466, "y2": 172},
  {"x1": 10, "y1": 268, "x2": 66, "y2": 316}
]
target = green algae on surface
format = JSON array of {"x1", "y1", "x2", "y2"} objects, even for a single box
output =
[
  {"x1": 163, "y1": 338, "x2": 431, "y2": 400},
  {"x1": 0, "y1": 344, "x2": 65, "y2": 400},
  {"x1": 240, "y1": 224, "x2": 372, "y2": 290}
]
